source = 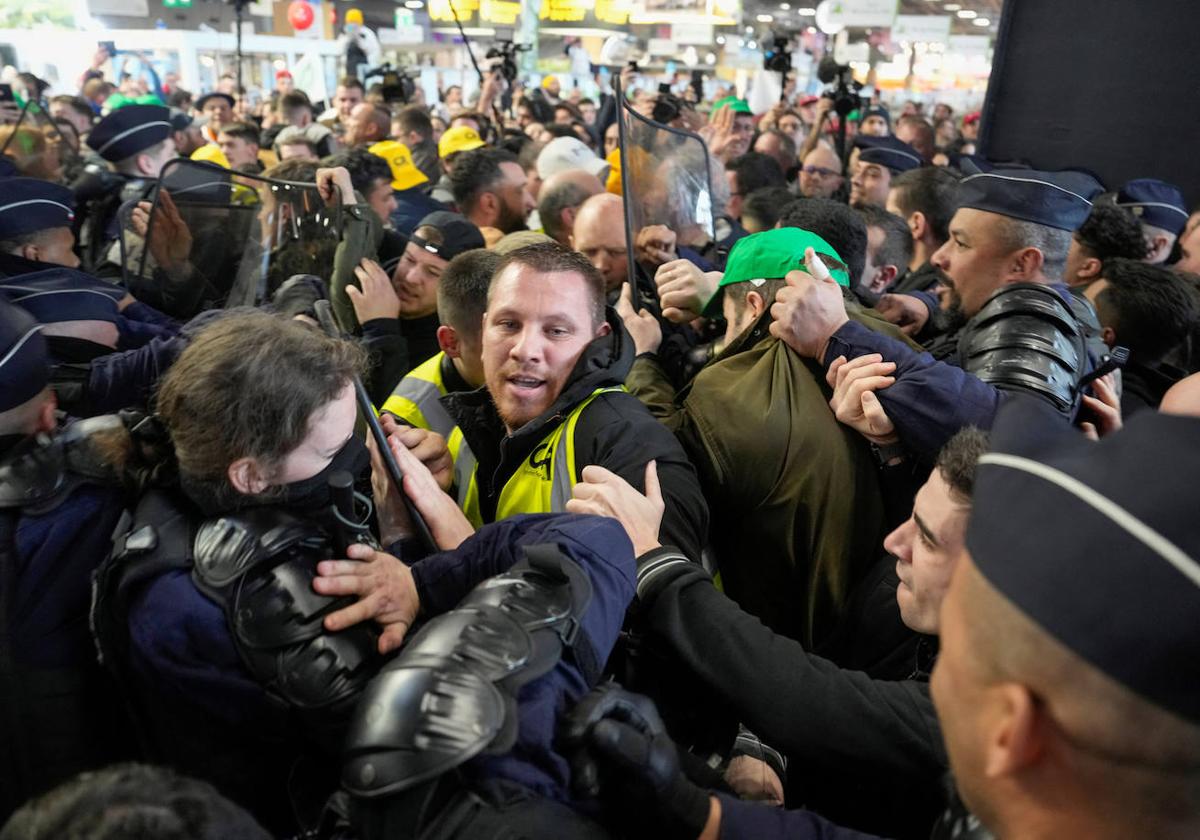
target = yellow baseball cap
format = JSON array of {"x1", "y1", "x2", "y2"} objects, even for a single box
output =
[
  {"x1": 605, "y1": 147, "x2": 622, "y2": 195},
  {"x1": 369, "y1": 140, "x2": 429, "y2": 191},
  {"x1": 438, "y1": 125, "x2": 485, "y2": 160},
  {"x1": 345, "y1": 8, "x2": 364, "y2": 25},
  {"x1": 190, "y1": 142, "x2": 229, "y2": 169}
]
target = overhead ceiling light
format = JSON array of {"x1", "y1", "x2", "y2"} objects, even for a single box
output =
[
  {"x1": 957, "y1": 9, "x2": 976, "y2": 18},
  {"x1": 756, "y1": 13, "x2": 773, "y2": 22},
  {"x1": 806, "y1": 25, "x2": 816, "y2": 33},
  {"x1": 973, "y1": 17, "x2": 990, "y2": 25},
  {"x1": 943, "y1": 3, "x2": 961, "y2": 9},
  {"x1": 779, "y1": 2, "x2": 790, "y2": 9},
  {"x1": 798, "y1": 6, "x2": 816, "y2": 14},
  {"x1": 716, "y1": 35, "x2": 726, "y2": 44},
  {"x1": 404, "y1": 0, "x2": 424, "y2": 7}
]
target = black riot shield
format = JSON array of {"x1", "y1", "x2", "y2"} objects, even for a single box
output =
[
  {"x1": 125, "y1": 158, "x2": 341, "y2": 317},
  {"x1": 616, "y1": 78, "x2": 720, "y2": 301}
]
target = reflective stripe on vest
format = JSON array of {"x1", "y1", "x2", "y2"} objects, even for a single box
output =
[
  {"x1": 383, "y1": 352, "x2": 480, "y2": 511},
  {"x1": 380, "y1": 352, "x2": 456, "y2": 437},
  {"x1": 462, "y1": 386, "x2": 625, "y2": 527}
]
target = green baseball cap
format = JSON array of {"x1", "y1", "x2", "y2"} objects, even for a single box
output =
[
  {"x1": 713, "y1": 95, "x2": 753, "y2": 115},
  {"x1": 702, "y1": 227, "x2": 849, "y2": 318}
]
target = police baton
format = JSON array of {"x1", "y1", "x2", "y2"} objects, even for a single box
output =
[{"x1": 313, "y1": 299, "x2": 436, "y2": 553}]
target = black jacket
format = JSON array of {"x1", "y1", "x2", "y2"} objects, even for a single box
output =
[
  {"x1": 444, "y1": 309, "x2": 709, "y2": 562},
  {"x1": 643, "y1": 561, "x2": 946, "y2": 839}
]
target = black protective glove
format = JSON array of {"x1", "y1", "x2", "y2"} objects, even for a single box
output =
[
  {"x1": 560, "y1": 684, "x2": 711, "y2": 840},
  {"x1": 271, "y1": 273, "x2": 330, "y2": 321}
]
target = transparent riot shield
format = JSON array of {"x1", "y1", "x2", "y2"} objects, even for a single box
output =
[
  {"x1": 124, "y1": 158, "x2": 341, "y2": 318},
  {"x1": 617, "y1": 80, "x2": 721, "y2": 299}
]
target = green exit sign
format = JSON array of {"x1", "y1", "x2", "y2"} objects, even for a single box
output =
[{"x1": 164, "y1": 0, "x2": 194, "y2": 8}]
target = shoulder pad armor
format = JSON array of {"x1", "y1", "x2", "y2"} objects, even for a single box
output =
[
  {"x1": 0, "y1": 416, "x2": 124, "y2": 512},
  {"x1": 957, "y1": 283, "x2": 1087, "y2": 413},
  {"x1": 193, "y1": 508, "x2": 379, "y2": 710},
  {"x1": 342, "y1": 544, "x2": 595, "y2": 798}
]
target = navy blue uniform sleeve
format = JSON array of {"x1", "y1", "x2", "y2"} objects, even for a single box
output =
[
  {"x1": 410, "y1": 513, "x2": 636, "y2": 620},
  {"x1": 716, "y1": 795, "x2": 887, "y2": 840},
  {"x1": 86, "y1": 335, "x2": 187, "y2": 413},
  {"x1": 822, "y1": 320, "x2": 1004, "y2": 460},
  {"x1": 122, "y1": 299, "x2": 181, "y2": 332}
]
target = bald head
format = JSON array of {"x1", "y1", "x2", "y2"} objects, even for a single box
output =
[
  {"x1": 571, "y1": 193, "x2": 628, "y2": 294},
  {"x1": 1160, "y1": 372, "x2": 1200, "y2": 418},
  {"x1": 537, "y1": 169, "x2": 604, "y2": 246},
  {"x1": 799, "y1": 146, "x2": 844, "y2": 199}
]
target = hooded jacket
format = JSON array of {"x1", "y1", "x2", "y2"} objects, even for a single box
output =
[
  {"x1": 627, "y1": 302, "x2": 914, "y2": 647},
  {"x1": 444, "y1": 308, "x2": 709, "y2": 562}
]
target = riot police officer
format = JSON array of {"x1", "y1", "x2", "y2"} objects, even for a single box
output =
[
  {"x1": 0, "y1": 299, "x2": 134, "y2": 821},
  {"x1": 76, "y1": 104, "x2": 177, "y2": 272}
]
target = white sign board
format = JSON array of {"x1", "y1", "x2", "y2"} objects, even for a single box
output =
[
  {"x1": 948, "y1": 34, "x2": 991, "y2": 56},
  {"x1": 671, "y1": 22, "x2": 714, "y2": 45},
  {"x1": 248, "y1": 1, "x2": 273, "y2": 16},
  {"x1": 891, "y1": 14, "x2": 951, "y2": 43},
  {"x1": 647, "y1": 38, "x2": 678, "y2": 55},
  {"x1": 378, "y1": 26, "x2": 426, "y2": 45},
  {"x1": 833, "y1": 40, "x2": 870, "y2": 63},
  {"x1": 823, "y1": 0, "x2": 898, "y2": 29},
  {"x1": 88, "y1": 0, "x2": 149, "y2": 16}
]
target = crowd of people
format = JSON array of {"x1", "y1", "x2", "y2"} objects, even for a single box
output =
[{"x1": 1, "y1": 51, "x2": 1199, "y2": 840}]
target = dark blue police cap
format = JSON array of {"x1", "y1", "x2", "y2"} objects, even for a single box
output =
[
  {"x1": 1113, "y1": 178, "x2": 1189, "y2": 236},
  {"x1": 957, "y1": 168, "x2": 1104, "y2": 231},
  {"x1": 855, "y1": 135, "x2": 923, "y2": 173},
  {"x1": 0, "y1": 177, "x2": 76, "y2": 239},
  {"x1": 0, "y1": 269, "x2": 123, "y2": 326},
  {"x1": 969, "y1": 398, "x2": 1200, "y2": 724},
  {"x1": 0, "y1": 296, "x2": 49, "y2": 412},
  {"x1": 86, "y1": 104, "x2": 173, "y2": 163}
]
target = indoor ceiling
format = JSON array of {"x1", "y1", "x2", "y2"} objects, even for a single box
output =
[{"x1": 744, "y1": 0, "x2": 1005, "y2": 37}]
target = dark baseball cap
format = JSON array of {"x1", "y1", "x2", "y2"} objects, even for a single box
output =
[{"x1": 411, "y1": 211, "x2": 485, "y2": 262}]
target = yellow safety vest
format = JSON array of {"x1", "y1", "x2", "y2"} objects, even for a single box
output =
[
  {"x1": 381, "y1": 352, "x2": 478, "y2": 513},
  {"x1": 461, "y1": 386, "x2": 625, "y2": 528}
]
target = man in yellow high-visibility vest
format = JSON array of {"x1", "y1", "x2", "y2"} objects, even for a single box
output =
[
  {"x1": 383, "y1": 249, "x2": 499, "y2": 512},
  {"x1": 437, "y1": 241, "x2": 708, "y2": 561}
]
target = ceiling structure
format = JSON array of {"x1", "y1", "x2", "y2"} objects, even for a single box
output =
[{"x1": 743, "y1": 0, "x2": 1005, "y2": 38}]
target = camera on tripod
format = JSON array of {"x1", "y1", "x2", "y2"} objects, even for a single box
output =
[
  {"x1": 817, "y1": 56, "x2": 864, "y2": 117},
  {"x1": 363, "y1": 64, "x2": 415, "y2": 105},
  {"x1": 763, "y1": 35, "x2": 792, "y2": 75},
  {"x1": 485, "y1": 40, "x2": 531, "y2": 84}
]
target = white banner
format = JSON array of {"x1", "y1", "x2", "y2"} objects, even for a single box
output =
[
  {"x1": 671, "y1": 22, "x2": 714, "y2": 45},
  {"x1": 378, "y1": 26, "x2": 426, "y2": 45},
  {"x1": 891, "y1": 14, "x2": 951, "y2": 43},
  {"x1": 833, "y1": 40, "x2": 870, "y2": 63},
  {"x1": 822, "y1": 0, "x2": 897, "y2": 28},
  {"x1": 646, "y1": 38, "x2": 678, "y2": 55},
  {"x1": 88, "y1": 0, "x2": 149, "y2": 16}
]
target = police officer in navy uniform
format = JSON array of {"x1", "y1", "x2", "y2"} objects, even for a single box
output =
[
  {"x1": 93, "y1": 311, "x2": 636, "y2": 837},
  {"x1": 773, "y1": 169, "x2": 1109, "y2": 460},
  {"x1": 562, "y1": 397, "x2": 1200, "y2": 840},
  {"x1": 0, "y1": 299, "x2": 135, "y2": 822},
  {"x1": 76, "y1": 104, "x2": 177, "y2": 273}
]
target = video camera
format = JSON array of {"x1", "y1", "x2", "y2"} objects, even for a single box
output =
[
  {"x1": 652, "y1": 83, "x2": 694, "y2": 125},
  {"x1": 486, "y1": 40, "x2": 531, "y2": 84},
  {"x1": 363, "y1": 64, "x2": 416, "y2": 105},
  {"x1": 817, "y1": 56, "x2": 863, "y2": 117},
  {"x1": 763, "y1": 36, "x2": 792, "y2": 75}
]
